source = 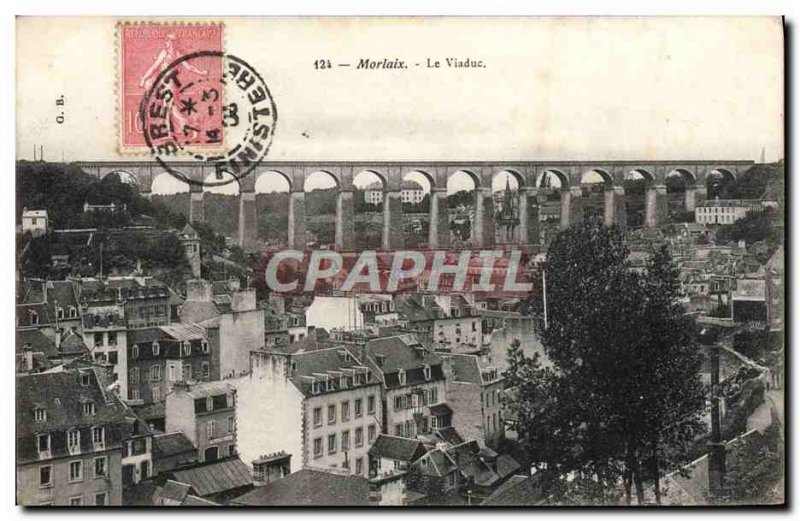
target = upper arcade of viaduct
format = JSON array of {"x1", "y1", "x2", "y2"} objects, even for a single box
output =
[
  {"x1": 77, "y1": 159, "x2": 754, "y2": 195},
  {"x1": 75, "y1": 159, "x2": 755, "y2": 251}
]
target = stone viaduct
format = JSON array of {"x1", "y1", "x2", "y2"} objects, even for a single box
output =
[{"x1": 77, "y1": 160, "x2": 754, "y2": 251}]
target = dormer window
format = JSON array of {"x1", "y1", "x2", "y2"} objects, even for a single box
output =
[
  {"x1": 67, "y1": 430, "x2": 80, "y2": 453},
  {"x1": 34, "y1": 407, "x2": 47, "y2": 422},
  {"x1": 152, "y1": 342, "x2": 160, "y2": 356},
  {"x1": 201, "y1": 340, "x2": 209, "y2": 354},
  {"x1": 81, "y1": 373, "x2": 91, "y2": 386},
  {"x1": 291, "y1": 360, "x2": 298, "y2": 372},
  {"x1": 29, "y1": 311, "x2": 38, "y2": 326},
  {"x1": 131, "y1": 345, "x2": 140, "y2": 359},
  {"x1": 423, "y1": 365, "x2": 432, "y2": 381},
  {"x1": 182, "y1": 341, "x2": 192, "y2": 356},
  {"x1": 206, "y1": 396, "x2": 214, "y2": 411},
  {"x1": 82, "y1": 402, "x2": 96, "y2": 416},
  {"x1": 326, "y1": 378, "x2": 334, "y2": 391},
  {"x1": 226, "y1": 393, "x2": 234, "y2": 408},
  {"x1": 312, "y1": 380, "x2": 321, "y2": 395},
  {"x1": 69, "y1": 306, "x2": 77, "y2": 318},
  {"x1": 398, "y1": 369, "x2": 406, "y2": 386},
  {"x1": 340, "y1": 376, "x2": 348, "y2": 389},
  {"x1": 56, "y1": 307, "x2": 65, "y2": 319}
]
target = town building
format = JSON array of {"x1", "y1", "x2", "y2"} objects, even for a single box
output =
[
  {"x1": 694, "y1": 198, "x2": 771, "y2": 225},
  {"x1": 368, "y1": 434, "x2": 427, "y2": 479},
  {"x1": 441, "y1": 353, "x2": 505, "y2": 450},
  {"x1": 16, "y1": 367, "x2": 128, "y2": 506},
  {"x1": 165, "y1": 380, "x2": 239, "y2": 463},
  {"x1": 126, "y1": 323, "x2": 214, "y2": 430},
  {"x1": 151, "y1": 432, "x2": 199, "y2": 476},
  {"x1": 21, "y1": 208, "x2": 48, "y2": 236},
  {"x1": 179, "y1": 224, "x2": 202, "y2": 279},
  {"x1": 237, "y1": 348, "x2": 383, "y2": 476},
  {"x1": 162, "y1": 457, "x2": 253, "y2": 504},
  {"x1": 363, "y1": 335, "x2": 449, "y2": 439}
]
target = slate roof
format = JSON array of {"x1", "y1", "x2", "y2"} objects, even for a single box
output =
[
  {"x1": 170, "y1": 457, "x2": 253, "y2": 497},
  {"x1": 153, "y1": 432, "x2": 197, "y2": 466},
  {"x1": 495, "y1": 453, "x2": 523, "y2": 479},
  {"x1": 445, "y1": 354, "x2": 483, "y2": 384},
  {"x1": 185, "y1": 379, "x2": 239, "y2": 399},
  {"x1": 16, "y1": 329, "x2": 58, "y2": 358},
  {"x1": 231, "y1": 469, "x2": 370, "y2": 506},
  {"x1": 58, "y1": 328, "x2": 89, "y2": 356},
  {"x1": 446, "y1": 440, "x2": 500, "y2": 487},
  {"x1": 481, "y1": 473, "x2": 547, "y2": 506},
  {"x1": 289, "y1": 346, "x2": 380, "y2": 397},
  {"x1": 16, "y1": 368, "x2": 127, "y2": 464},
  {"x1": 429, "y1": 403, "x2": 453, "y2": 417},
  {"x1": 414, "y1": 448, "x2": 458, "y2": 478},
  {"x1": 365, "y1": 335, "x2": 445, "y2": 389},
  {"x1": 368, "y1": 434, "x2": 427, "y2": 462},
  {"x1": 155, "y1": 480, "x2": 193, "y2": 504}
]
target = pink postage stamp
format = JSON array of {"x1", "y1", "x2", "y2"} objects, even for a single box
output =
[{"x1": 118, "y1": 22, "x2": 224, "y2": 152}]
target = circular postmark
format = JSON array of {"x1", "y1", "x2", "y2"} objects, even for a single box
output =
[{"x1": 139, "y1": 50, "x2": 277, "y2": 188}]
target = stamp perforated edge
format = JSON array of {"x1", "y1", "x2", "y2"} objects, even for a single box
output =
[{"x1": 114, "y1": 19, "x2": 227, "y2": 157}]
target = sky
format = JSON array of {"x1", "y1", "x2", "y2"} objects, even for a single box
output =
[{"x1": 17, "y1": 16, "x2": 784, "y2": 194}]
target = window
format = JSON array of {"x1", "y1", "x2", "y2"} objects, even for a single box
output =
[
  {"x1": 207, "y1": 420, "x2": 216, "y2": 439},
  {"x1": 69, "y1": 496, "x2": 83, "y2": 506},
  {"x1": 394, "y1": 396, "x2": 403, "y2": 411},
  {"x1": 94, "y1": 456, "x2": 106, "y2": 478},
  {"x1": 355, "y1": 457, "x2": 364, "y2": 476},
  {"x1": 38, "y1": 464, "x2": 53, "y2": 487},
  {"x1": 355, "y1": 427, "x2": 364, "y2": 447},
  {"x1": 152, "y1": 341, "x2": 160, "y2": 356},
  {"x1": 431, "y1": 416, "x2": 438, "y2": 429},
  {"x1": 226, "y1": 393, "x2": 234, "y2": 408},
  {"x1": 83, "y1": 402, "x2": 96, "y2": 416},
  {"x1": 68, "y1": 460, "x2": 83, "y2": 482},
  {"x1": 228, "y1": 444, "x2": 236, "y2": 457},
  {"x1": 95, "y1": 493, "x2": 106, "y2": 506},
  {"x1": 340, "y1": 376, "x2": 348, "y2": 389},
  {"x1": 201, "y1": 340, "x2": 209, "y2": 354},
  {"x1": 67, "y1": 430, "x2": 80, "y2": 452},
  {"x1": 342, "y1": 430, "x2": 350, "y2": 451},
  {"x1": 182, "y1": 341, "x2": 192, "y2": 356},
  {"x1": 354, "y1": 398, "x2": 363, "y2": 418},
  {"x1": 131, "y1": 345, "x2": 139, "y2": 359},
  {"x1": 448, "y1": 472, "x2": 456, "y2": 487},
  {"x1": 328, "y1": 434, "x2": 337, "y2": 454},
  {"x1": 228, "y1": 416, "x2": 235, "y2": 433},
  {"x1": 92, "y1": 426, "x2": 105, "y2": 447},
  {"x1": 326, "y1": 378, "x2": 334, "y2": 391},
  {"x1": 313, "y1": 438, "x2": 323, "y2": 458},
  {"x1": 107, "y1": 331, "x2": 117, "y2": 346},
  {"x1": 313, "y1": 407, "x2": 322, "y2": 428},
  {"x1": 398, "y1": 369, "x2": 406, "y2": 385},
  {"x1": 150, "y1": 365, "x2": 161, "y2": 381},
  {"x1": 34, "y1": 407, "x2": 46, "y2": 423},
  {"x1": 328, "y1": 404, "x2": 336, "y2": 424},
  {"x1": 129, "y1": 388, "x2": 140, "y2": 401},
  {"x1": 168, "y1": 365, "x2": 177, "y2": 382},
  {"x1": 341, "y1": 401, "x2": 350, "y2": 422},
  {"x1": 368, "y1": 395, "x2": 376, "y2": 415},
  {"x1": 152, "y1": 387, "x2": 161, "y2": 403},
  {"x1": 182, "y1": 364, "x2": 192, "y2": 381},
  {"x1": 202, "y1": 362, "x2": 210, "y2": 379},
  {"x1": 395, "y1": 423, "x2": 404, "y2": 437},
  {"x1": 56, "y1": 307, "x2": 65, "y2": 319},
  {"x1": 368, "y1": 424, "x2": 376, "y2": 443},
  {"x1": 342, "y1": 458, "x2": 350, "y2": 470},
  {"x1": 94, "y1": 332, "x2": 103, "y2": 347},
  {"x1": 423, "y1": 365, "x2": 431, "y2": 380},
  {"x1": 429, "y1": 388, "x2": 438, "y2": 404},
  {"x1": 69, "y1": 306, "x2": 77, "y2": 318}
]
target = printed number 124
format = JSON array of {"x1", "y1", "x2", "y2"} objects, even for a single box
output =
[{"x1": 314, "y1": 59, "x2": 332, "y2": 70}]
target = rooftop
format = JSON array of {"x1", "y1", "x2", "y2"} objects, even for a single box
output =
[
  {"x1": 368, "y1": 434, "x2": 427, "y2": 462},
  {"x1": 169, "y1": 457, "x2": 253, "y2": 497},
  {"x1": 231, "y1": 468, "x2": 369, "y2": 506}
]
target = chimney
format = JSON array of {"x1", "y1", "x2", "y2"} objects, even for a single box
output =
[
  {"x1": 186, "y1": 279, "x2": 213, "y2": 302},
  {"x1": 708, "y1": 343, "x2": 726, "y2": 502},
  {"x1": 22, "y1": 344, "x2": 34, "y2": 372},
  {"x1": 54, "y1": 329, "x2": 62, "y2": 349},
  {"x1": 231, "y1": 289, "x2": 256, "y2": 313}
]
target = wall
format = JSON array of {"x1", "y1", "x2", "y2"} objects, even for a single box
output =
[
  {"x1": 219, "y1": 308, "x2": 265, "y2": 379},
  {"x1": 17, "y1": 450, "x2": 123, "y2": 506},
  {"x1": 236, "y1": 353, "x2": 305, "y2": 474}
]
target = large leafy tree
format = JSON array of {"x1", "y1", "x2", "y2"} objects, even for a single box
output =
[{"x1": 504, "y1": 218, "x2": 706, "y2": 505}]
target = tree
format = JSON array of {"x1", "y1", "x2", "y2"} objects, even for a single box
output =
[{"x1": 503, "y1": 218, "x2": 706, "y2": 505}]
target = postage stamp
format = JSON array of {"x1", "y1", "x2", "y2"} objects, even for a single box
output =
[{"x1": 117, "y1": 22, "x2": 224, "y2": 153}]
